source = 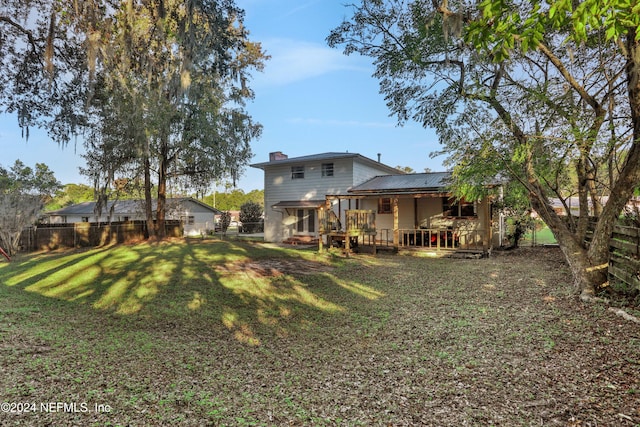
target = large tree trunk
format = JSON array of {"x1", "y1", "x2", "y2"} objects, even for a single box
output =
[
  {"x1": 527, "y1": 181, "x2": 606, "y2": 299},
  {"x1": 572, "y1": 28, "x2": 640, "y2": 295},
  {"x1": 143, "y1": 141, "x2": 155, "y2": 241},
  {"x1": 155, "y1": 137, "x2": 168, "y2": 240}
]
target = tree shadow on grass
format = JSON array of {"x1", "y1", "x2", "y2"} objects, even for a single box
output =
[{"x1": 0, "y1": 240, "x2": 388, "y2": 346}]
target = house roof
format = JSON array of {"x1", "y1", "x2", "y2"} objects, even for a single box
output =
[
  {"x1": 45, "y1": 197, "x2": 221, "y2": 216},
  {"x1": 348, "y1": 172, "x2": 452, "y2": 195},
  {"x1": 250, "y1": 152, "x2": 400, "y2": 175}
]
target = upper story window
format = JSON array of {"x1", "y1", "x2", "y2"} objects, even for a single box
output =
[
  {"x1": 291, "y1": 166, "x2": 304, "y2": 179},
  {"x1": 321, "y1": 163, "x2": 334, "y2": 177},
  {"x1": 378, "y1": 197, "x2": 392, "y2": 214},
  {"x1": 443, "y1": 197, "x2": 476, "y2": 217}
]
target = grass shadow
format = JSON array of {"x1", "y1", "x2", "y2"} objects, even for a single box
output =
[{"x1": 0, "y1": 240, "x2": 383, "y2": 346}]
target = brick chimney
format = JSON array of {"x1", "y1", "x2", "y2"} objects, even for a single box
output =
[{"x1": 269, "y1": 151, "x2": 288, "y2": 161}]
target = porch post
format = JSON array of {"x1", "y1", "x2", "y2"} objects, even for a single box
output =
[
  {"x1": 318, "y1": 206, "x2": 324, "y2": 253},
  {"x1": 481, "y1": 198, "x2": 491, "y2": 251},
  {"x1": 372, "y1": 210, "x2": 377, "y2": 256},
  {"x1": 393, "y1": 197, "x2": 399, "y2": 251},
  {"x1": 319, "y1": 197, "x2": 332, "y2": 253}
]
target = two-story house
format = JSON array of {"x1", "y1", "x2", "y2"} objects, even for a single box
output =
[
  {"x1": 253, "y1": 151, "x2": 498, "y2": 253},
  {"x1": 251, "y1": 152, "x2": 399, "y2": 242}
]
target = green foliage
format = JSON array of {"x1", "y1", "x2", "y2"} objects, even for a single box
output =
[
  {"x1": 0, "y1": 0, "x2": 89, "y2": 143},
  {"x1": 329, "y1": 0, "x2": 640, "y2": 293},
  {"x1": 469, "y1": 0, "x2": 640, "y2": 61},
  {"x1": 46, "y1": 183, "x2": 95, "y2": 210},
  {"x1": 0, "y1": 160, "x2": 61, "y2": 199},
  {"x1": 239, "y1": 201, "x2": 263, "y2": 233},
  {"x1": 395, "y1": 166, "x2": 415, "y2": 173},
  {"x1": 0, "y1": 160, "x2": 61, "y2": 255},
  {"x1": 203, "y1": 188, "x2": 263, "y2": 211},
  {"x1": 331, "y1": 6, "x2": 631, "y2": 205},
  {"x1": 219, "y1": 211, "x2": 231, "y2": 233}
]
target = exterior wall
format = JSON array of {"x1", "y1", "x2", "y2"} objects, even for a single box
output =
[
  {"x1": 262, "y1": 156, "x2": 396, "y2": 242},
  {"x1": 48, "y1": 213, "x2": 140, "y2": 223},
  {"x1": 264, "y1": 158, "x2": 355, "y2": 202},
  {"x1": 417, "y1": 197, "x2": 443, "y2": 228},
  {"x1": 352, "y1": 160, "x2": 391, "y2": 186},
  {"x1": 168, "y1": 199, "x2": 216, "y2": 236},
  {"x1": 262, "y1": 159, "x2": 349, "y2": 241}
]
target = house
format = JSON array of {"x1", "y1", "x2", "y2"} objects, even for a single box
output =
[
  {"x1": 250, "y1": 151, "x2": 400, "y2": 242},
  {"x1": 43, "y1": 197, "x2": 221, "y2": 236},
  {"x1": 252, "y1": 151, "x2": 497, "y2": 253},
  {"x1": 547, "y1": 196, "x2": 640, "y2": 216}
]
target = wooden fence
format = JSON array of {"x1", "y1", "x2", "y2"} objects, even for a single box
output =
[
  {"x1": 19, "y1": 220, "x2": 183, "y2": 252},
  {"x1": 608, "y1": 225, "x2": 640, "y2": 292}
]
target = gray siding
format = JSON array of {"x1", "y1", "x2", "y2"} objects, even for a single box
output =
[
  {"x1": 261, "y1": 156, "x2": 395, "y2": 242},
  {"x1": 353, "y1": 160, "x2": 394, "y2": 186}
]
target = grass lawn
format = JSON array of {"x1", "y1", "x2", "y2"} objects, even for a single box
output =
[
  {"x1": 0, "y1": 240, "x2": 638, "y2": 426},
  {"x1": 521, "y1": 225, "x2": 557, "y2": 246}
]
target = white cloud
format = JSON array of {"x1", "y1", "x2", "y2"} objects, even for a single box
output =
[{"x1": 250, "y1": 38, "x2": 369, "y2": 87}]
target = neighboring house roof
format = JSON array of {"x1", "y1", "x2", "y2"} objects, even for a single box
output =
[
  {"x1": 45, "y1": 197, "x2": 221, "y2": 216},
  {"x1": 250, "y1": 152, "x2": 401, "y2": 175},
  {"x1": 348, "y1": 172, "x2": 452, "y2": 195}
]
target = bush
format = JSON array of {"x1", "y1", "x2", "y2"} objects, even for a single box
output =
[
  {"x1": 239, "y1": 201, "x2": 263, "y2": 233},
  {"x1": 219, "y1": 211, "x2": 231, "y2": 234}
]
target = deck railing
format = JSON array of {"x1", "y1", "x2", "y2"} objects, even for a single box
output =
[
  {"x1": 319, "y1": 209, "x2": 376, "y2": 235},
  {"x1": 397, "y1": 228, "x2": 487, "y2": 251},
  {"x1": 354, "y1": 228, "x2": 486, "y2": 251}
]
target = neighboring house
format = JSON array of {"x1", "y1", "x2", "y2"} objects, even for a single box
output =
[
  {"x1": 43, "y1": 197, "x2": 221, "y2": 236},
  {"x1": 251, "y1": 151, "x2": 400, "y2": 242},
  {"x1": 252, "y1": 151, "x2": 497, "y2": 252},
  {"x1": 547, "y1": 196, "x2": 640, "y2": 216}
]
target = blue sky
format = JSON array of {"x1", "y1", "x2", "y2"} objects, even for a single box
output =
[{"x1": 0, "y1": 0, "x2": 444, "y2": 192}]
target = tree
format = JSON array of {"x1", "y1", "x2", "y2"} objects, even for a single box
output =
[
  {"x1": 1, "y1": 1, "x2": 266, "y2": 240},
  {"x1": 80, "y1": 0, "x2": 266, "y2": 240},
  {"x1": 0, "y1": 160, "x2": 61, "y2": 256},
  {"x1": 92, "y1": 0, "x2": 266, "y2": 238},
  {"x1": 219, "y1": 211, "x2": 231, "y2": 235},
  {"x1": 466, "y1": 0, "x2": 640, "y2": 298},
  {"x1": 46, "y1": 183, "x2": 95, "y2": 210},
  {"x1": 203, "y1": 188, "x2": 264, "y2": 211},
  {"x1": 396, "y1": 165, "x2": 415, "y2": 173},
  {"x1": 328, "y1": 0, "x2": 640, "y2": 299},
  {"x1": 0, "y1": 1, "x2": 91, "y2": 143},
  {"x1": 239, "y1": 201, "x2": 263, "y2": 233}
]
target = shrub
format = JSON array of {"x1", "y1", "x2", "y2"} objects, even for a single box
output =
[
  {"x1": 239, "y1": 201, "x2": 263, "y2": 233},
  {"x1": 219, "y1": 211, "x2": 231, "y2": 234}
]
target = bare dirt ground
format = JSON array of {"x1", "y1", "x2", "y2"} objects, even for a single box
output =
[{"x1": 0, "y1": 244, "x2": 639, "y2": 426}]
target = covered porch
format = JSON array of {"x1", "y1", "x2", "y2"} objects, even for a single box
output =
[{"x1": 321, "y1": 173, "x2": 494, "y2": 255}]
